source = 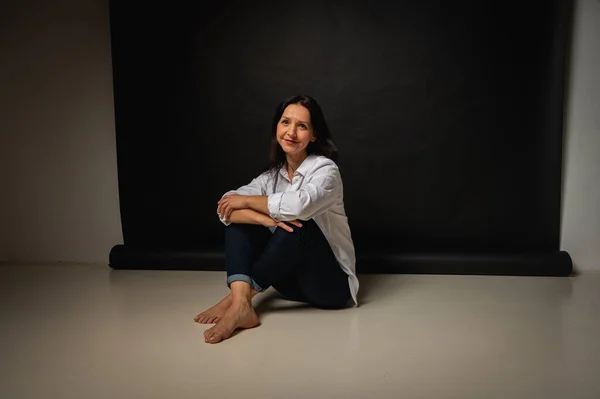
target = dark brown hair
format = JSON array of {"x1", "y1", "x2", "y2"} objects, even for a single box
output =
[{"x1": 263, "y1": 95, "x2": 338, "y2": 175}]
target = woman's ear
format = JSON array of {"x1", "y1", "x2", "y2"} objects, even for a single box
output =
[{"x1": 311, "y1": 132, "x2": 317, "y2": 142}]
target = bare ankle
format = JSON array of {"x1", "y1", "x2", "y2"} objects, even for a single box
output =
[{"x1": 231, "y1": 295, "x2": 252, "y2": 305}]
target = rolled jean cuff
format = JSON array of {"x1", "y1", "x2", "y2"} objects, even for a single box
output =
[{"x1": 227, "y1": 274, "x2": 263, "y2": 292}]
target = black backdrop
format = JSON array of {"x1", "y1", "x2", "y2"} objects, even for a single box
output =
[{"x1": 108, "y1": 0, "x2": 573, "y2": 275}]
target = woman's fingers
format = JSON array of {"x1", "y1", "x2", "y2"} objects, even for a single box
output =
[
  {"x1": 276, "y1": 221, "x2": 304, "y2": 232},
  {"x1": 223, "y1": 204, "x2": 230, "y2": 220},
  {"x1": 217, "y1": 198, "x2": 227, "y2": 217},
  {"x1": 276, "y1": 222, "x2": 294, "y2": 232}
]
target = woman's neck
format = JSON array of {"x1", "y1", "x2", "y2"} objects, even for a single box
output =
[{"x1": 286, "y1": 152, "x2": 308, "y2": 173}]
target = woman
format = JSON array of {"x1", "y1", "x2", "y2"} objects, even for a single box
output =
[{"x1": 194, "y1": 95, "x2": 359, "y2": 344}]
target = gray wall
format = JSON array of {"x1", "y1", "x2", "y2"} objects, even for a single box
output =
[
  {"x1": 561, "y1": 0, "x2": 600, "y2": 272},
  {"x1": 0, "y1": 0, "x2": 597, "y2": 270},
  {"x1": 0, "y1": 0, "x2": 122, "y2": 264}
]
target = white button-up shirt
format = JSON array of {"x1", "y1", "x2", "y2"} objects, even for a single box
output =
[{"x1": 218, "y1": 155, "x2": 359, "y2": 306}]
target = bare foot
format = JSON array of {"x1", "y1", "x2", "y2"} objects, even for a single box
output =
[
  {"x1": 204, "y1": 300, "x2": 259, "y2": 344},
  {"x1": 194, "y1": 294, "x2": 232, "y2": 324}
]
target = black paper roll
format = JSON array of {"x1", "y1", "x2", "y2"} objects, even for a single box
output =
[
  {"x1": 108, "y1": 1, "x2": 574, "y2": 274},
  {"x1": 109, "y1": 245, "x2": 572, "y2": 277},
  {"x1": 355, "y1": 251, "x2": 573, "y2": 276}
]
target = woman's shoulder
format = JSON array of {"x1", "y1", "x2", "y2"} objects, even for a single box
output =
[
  {"x1": 308, "y1": 155, "x2": 342, "y2": 180},
  {"x1": 257, "y1": 169, "x2": 275, "y2": 182}
]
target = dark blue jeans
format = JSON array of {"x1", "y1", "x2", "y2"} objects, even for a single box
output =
[{"x1": 225, "y1": 219, "x2": 351, "y2": 309}]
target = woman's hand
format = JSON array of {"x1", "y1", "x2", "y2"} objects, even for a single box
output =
[
  {"x1": 255, "y1": 213, "x2": 303, "y2": 233},
  {"x1": 217, "y1": 194, "x2": 249, "y2": 220}
]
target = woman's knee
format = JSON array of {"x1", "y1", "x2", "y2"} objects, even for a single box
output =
[
  {"x1": 224, "y1": 223, "x2": 271, "y2": 250},
  {"x1": 271, "y1": 221, "x2": 303, "y2": 240},
  {"x1": 225, "y1": 223, "x2": 264, "y2": 236},
  {"x1": 271, "y1": 219, "x2": 318, "y2": 239}
]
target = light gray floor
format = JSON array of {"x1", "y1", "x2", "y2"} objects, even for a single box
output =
[{"x1": 1, "y1": 263, "x2": 599, "y2": 399}]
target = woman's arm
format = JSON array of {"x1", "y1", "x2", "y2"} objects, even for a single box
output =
[
  {"x1": 217, "y1": 173, "x2": 267, "y2": 224},
  {"x1": 224, "y1": 209, "x2": 301, "y2": 233},
  {"x1": 226, "y1": 209, "x2": 265, "y2": 225},
  {"x1": 218, "y1": 195, "x2": 268, "y2": 221},
  {"x1": 218, "y1": 160, "x2": 341, "y2": 222},
  {"x1": 245, "y1": 196, "x2": 269, "y2": 215}
]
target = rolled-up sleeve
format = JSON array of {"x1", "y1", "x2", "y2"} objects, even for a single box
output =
[
  {"x1": 217, "y1": 174, "x2": 267, "y2": 225},
  {"x1": 268, "y1": 164, "x2": 341, "y2": 221}
]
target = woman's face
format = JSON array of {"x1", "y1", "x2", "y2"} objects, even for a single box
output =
[{"x1": 276, "y1": 104, "x2": 316, "y2": 158}]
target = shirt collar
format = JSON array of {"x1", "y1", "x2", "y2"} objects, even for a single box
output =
[{"x1": 278, "y1": 154, "x2": 317, "y2": 181}]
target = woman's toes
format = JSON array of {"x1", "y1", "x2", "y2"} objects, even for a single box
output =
[{"x1": 208, "y1": 333, "x2": 222, "y2": 343}]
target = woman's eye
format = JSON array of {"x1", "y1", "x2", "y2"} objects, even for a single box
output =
[
  {"x1": 300, "y1": 124, "x2": 306, "y2": 129},
  {"x1": 281, "y1": 120, "x2": 289, "y2": 125}
]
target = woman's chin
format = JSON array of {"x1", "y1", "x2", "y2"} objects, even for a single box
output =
[
  {"x1": 279, "y1": 143, "x2": 307, "y2": 156},
  {"x1": 282, "y1": 148, "x2": 304, "y2": 155}
]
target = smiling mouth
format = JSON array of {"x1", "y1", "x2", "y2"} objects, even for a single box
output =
[{"x1": 284, "y1": 139, "x2": 297, "y2": 143}]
